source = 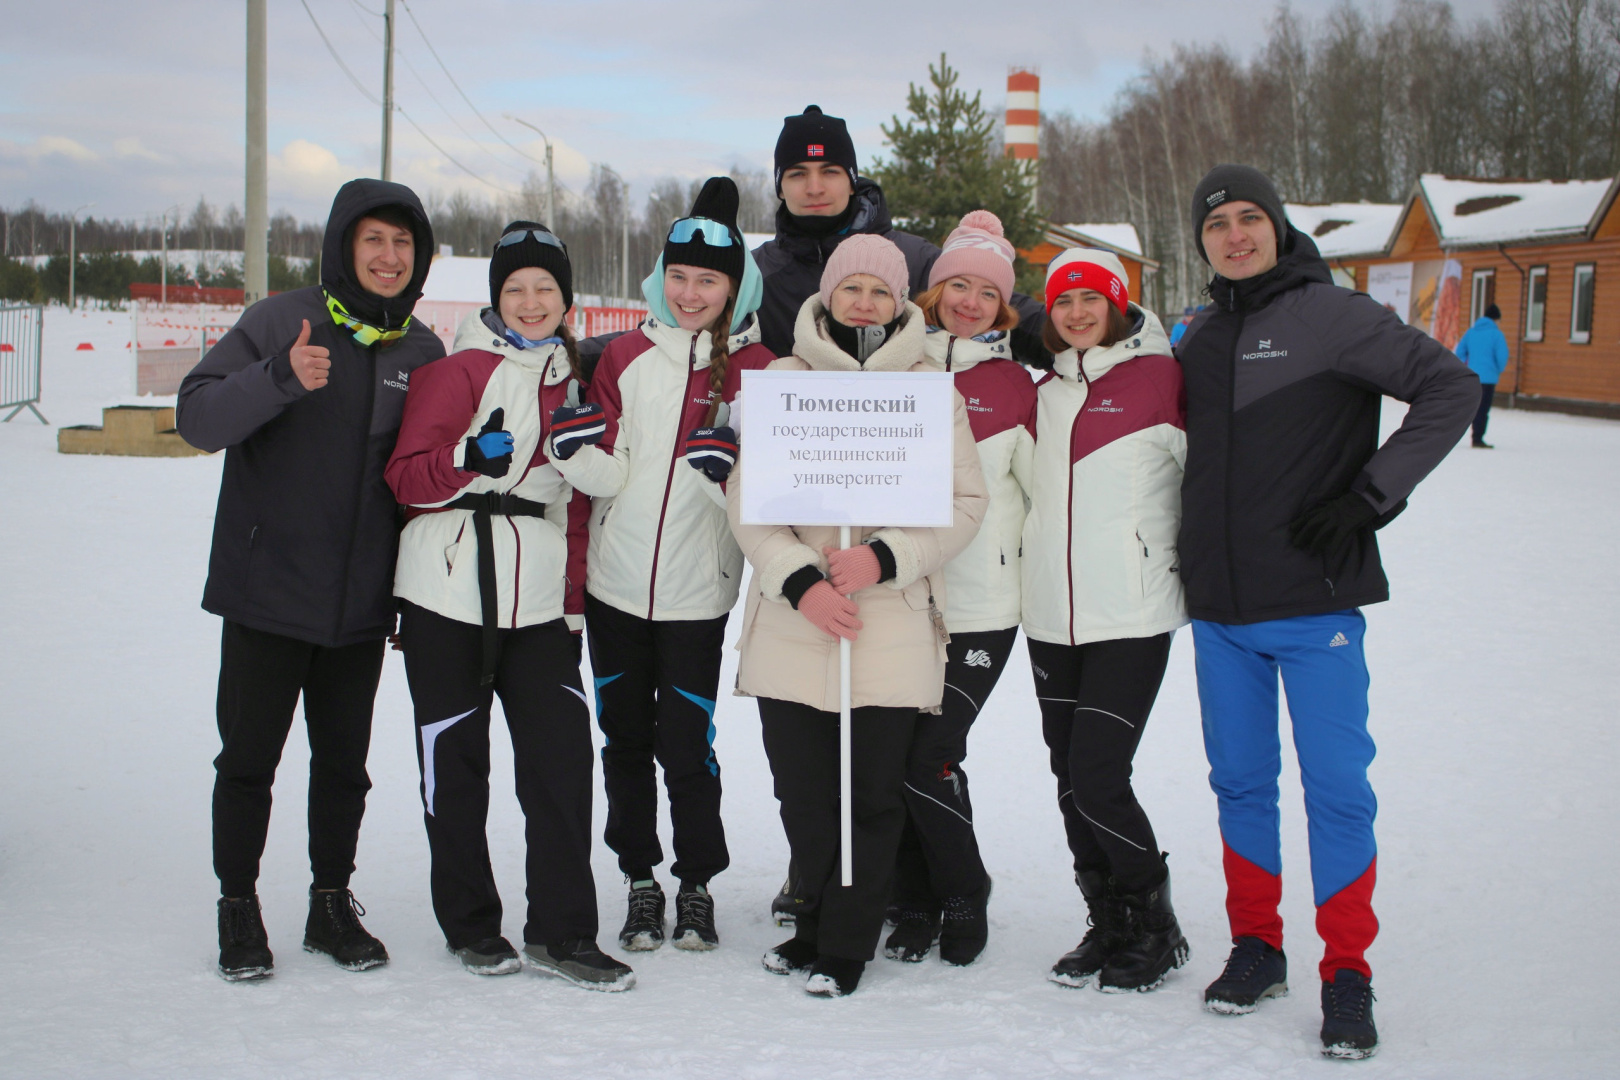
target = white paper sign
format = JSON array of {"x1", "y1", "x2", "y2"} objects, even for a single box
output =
[{"x1": 738, "y1": 369, "x2": 956, "y2": 527}]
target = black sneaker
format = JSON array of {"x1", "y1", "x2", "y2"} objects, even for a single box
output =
[
  {"x1": 938, "y1": 881, "x2": 990, "y2": 967},
  {"x1": 883, "y1": 903, "x2": 941, "y2": 962},
  {"x1": 217, "y1": 895, "x2": 274, "y2": 982},
  {"x1": 1472, "y1": 439, "x2": 1494, "y2": 449},
  {"x1": 1050, "y1": 870, "x2": 1118, "y2": 988},
  {"x1": 762, "y1": 936, "x2": 818, "y2": 975},
  {"x1": 303, "y1": 888, "x2": 389, "y2": 971},
  {"x1": 673, "y1": 883, "x2": 718, "y2": 951},
  {"x1": 1321, "y1": 968, "x2": 1378, "y2": 1059},
  {"x1": 449, "y1": 935, "x2": 521, "y2": 975},
  {"x1": 805, "y1": 956, "x2": 864, "y2": 997},
  {"x1": 523, "y1": 936, "x2": 635, "y2": 992},
  {"x1": 618, "y1": 881, "x2": 665, "y2": 951},
  {"x1": 1204, "y1": 935, "x2": 1288, "y2": 1014}
]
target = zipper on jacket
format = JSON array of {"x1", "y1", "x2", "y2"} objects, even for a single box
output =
[
  {"x1": 1065, "y1": 365, "x2": 1092, "y2": 646},
  {"x1": 645, "y1": 335, "x2": 697, "y2": 618},
  {"x1": 332, "y1": 345, "x2": 377, "y2": 641},
  {"x1": 945, "y1": 337, "x2": 955, "y2": 372},
  {"x1": 1222, "y1": 311, "x2": 1245, "y2": 621}
]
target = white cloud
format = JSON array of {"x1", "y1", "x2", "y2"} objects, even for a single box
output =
[
  {"x1": 269, "y1": 138, "x2": 354, "y2": 203},
  {"x1": 112, "y1": 137, "x2": 165, "y2": 163}
]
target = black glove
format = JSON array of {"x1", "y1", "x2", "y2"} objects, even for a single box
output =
[
  {"x1": 463, "y1": 408, "x2": 513, "y2": 478},
  {"x1": 550, "y1": 403, "x2": 605, "y2": 461},
  {"x1": 684, "y1": 426, "x2": 738, "y2": 484},
  {"x1": 1288, "y1": 491, "x2": 1379, "y2": 556}
]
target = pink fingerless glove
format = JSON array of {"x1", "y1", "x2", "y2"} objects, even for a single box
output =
[
  {"x1": 824, "y1": 544, "x2": 882, "y2": 594},
  {"x1": 797, "y1": 579, "x2": 863, "y2": 641}
]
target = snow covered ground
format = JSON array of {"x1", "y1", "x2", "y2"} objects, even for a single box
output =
[{"x1": 2, "y1": 307, "x2": 1617, "y2": 1078}]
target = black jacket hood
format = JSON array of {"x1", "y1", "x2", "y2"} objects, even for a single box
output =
[
  {"x1": 1208, "y1": 225, "x2": 1333, "y2": 313},
  {"x1": 320, "y1": 178, "x2": 435, "y2": 330}
]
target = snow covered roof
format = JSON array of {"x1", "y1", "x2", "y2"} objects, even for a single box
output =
[
  {"x1": 420, "y1": 254, "x2": 492, "y2": 304},
  {"x1": 1059, "y1": 223, "x2": 1142, "y2": 257},
  {"x1": 1417, "y1": 175, "x2": 1614, "y2": 247},
  {"x1": 1284, "y1": 202, "x2": 1402, "y2": 259}
]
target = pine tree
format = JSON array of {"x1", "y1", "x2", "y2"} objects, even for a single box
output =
[{"x1": 868, "y1": 54, "x2": 1043, "y2": 257}]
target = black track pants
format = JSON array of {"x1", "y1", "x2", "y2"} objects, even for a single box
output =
[
  {"x1": 585, "y1": 594, "x2": 729, "y2": 886},
  {"x1": 399, "y1": 601, "x2": 597, "y2": 949},
  {"x1": 1028, "y1": 633, "x2": 1173, "y2": 892},
  {"x1": 893, "y1": 627, "x2": 1018, "y2": 902},
  {"x1": 212, "y1": 620, "x2": 384, "y2": 898},
  {"x1": 758, "y1": 698, "x2": 917, "y2": 962}
]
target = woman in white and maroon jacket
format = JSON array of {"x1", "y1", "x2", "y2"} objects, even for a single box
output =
[
  {"x1": 1022, "y1": 248, "x2": 1190, "y2": 995},
  {"x1": 385, "y1": 222, "x2": 633, "y2": 991},
  {"x1": 545, "y1": 178, "x2": 774, "y2": 954},
  {"x1": 728, "y1": 235, "x2": 989, "y2": 997},
  {"x1": 881, "y1": 211, "x2": 1035, "y2": 968}
]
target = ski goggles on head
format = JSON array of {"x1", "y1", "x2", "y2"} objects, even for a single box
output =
[
  {"x1": 666, "y1": 218, "x2": 736, "y2": 247},
  {"x1": 325, "y1": 291, "x2": 411, "y2": 346},
  {"x1": 494, "y1": 227, "x2": 567, "y2": 253}
]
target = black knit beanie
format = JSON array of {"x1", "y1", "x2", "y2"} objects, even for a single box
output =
[
  {"x1": 774, "y1": 105, "x2": 858, "y2": 193},
  {"x1": 1191, "y1": 165, "x2": 1289, "y2": 264},
  {"x1": 489, "y1": 220, "x2": 573, "y2": 313},
  {"x1": 664, "y1": 176, "x2": 745, "y2": 282}
]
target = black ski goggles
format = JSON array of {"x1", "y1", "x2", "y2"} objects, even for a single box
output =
[{"x1": 495, "y1": 228, "x2": 567, "y2": 253}]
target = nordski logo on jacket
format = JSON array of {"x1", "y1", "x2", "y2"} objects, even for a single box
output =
[
  {"x1": 1242, "y1": 339, "x2": 1289, "y2": 361},
  {"x1": 383, "y1": 369, "x2": 411, "y2": 392},
  {"x1": 1087, "y1": 397, "x2": 1123, "y2": 414}
]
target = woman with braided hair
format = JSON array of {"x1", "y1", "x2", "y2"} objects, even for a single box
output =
[{"x1": 546, "y1": 176, "x2": 775, "y2": 953}]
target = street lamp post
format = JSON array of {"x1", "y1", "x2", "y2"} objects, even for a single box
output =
[
  {"x1": 68, "y1": 203, "x2": 95, "y2": 310},
  {"x1": 504, "y1": 114, "x2": 555, "y2": 228}
]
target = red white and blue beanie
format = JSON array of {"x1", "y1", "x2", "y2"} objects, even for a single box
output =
[
  {"x1": 1045, "y1": 248, "x2": 1129, "y2": 316},
  {"x1": 928, "y1": 210, "x2": 1016, "y2": 302}
]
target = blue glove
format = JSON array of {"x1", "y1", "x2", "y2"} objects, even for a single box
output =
[
  {"x1": 550, "y1": 403, "x2": 605, "y2": 461},
  {"x1": 464, "y1": 408, "x2": 514, "y2": 478},
  {"x1": 685, "y1": 426, "x2": 737, "y2": 483}
]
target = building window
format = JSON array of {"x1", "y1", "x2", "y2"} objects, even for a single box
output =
[
  {"x1": 1470, "y1": 268, "x2": 1496, "y2": 323},
  {"x1": 1525, "y1": 266, "x2": 1547, "y2": 342},
  {"x1": 1571, "y1": 264, "x2": 1595, "y2": 344}
]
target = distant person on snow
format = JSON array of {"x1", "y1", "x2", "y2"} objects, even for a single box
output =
[
  {"x1": 384, "y1": 222, "x2": 634, "y2": 991},
  {"x1": 177, "y1": 178, "x2": 445, "y2": 982},
  {"x1": 1452, "y1": 302, "x2": 1509, "y2": 448},
  {"x1": 544, "y1": 177, "x2": 775, "y2": 958},
  {"x1": 1175, "y1": 164, "x2": 1476, "y2": 1059}
]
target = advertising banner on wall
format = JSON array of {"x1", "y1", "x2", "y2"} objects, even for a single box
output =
[
  {"x1": 1367, "y1": 262, "x2": 1413, "y2": 323},
  {"x1": 1429, "y1": 260, "x2": 1464, "y2": 349}
]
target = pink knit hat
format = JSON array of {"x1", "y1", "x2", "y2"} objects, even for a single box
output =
[
  {"x1": 820, "y1": 234, "x2": 910, "y2": 310},
  {"x1": 928, "y1": 210, "x2": 1016, "y2": 301}
]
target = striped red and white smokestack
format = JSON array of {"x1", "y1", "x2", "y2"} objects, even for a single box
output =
[{"x1": 1005, "y1": 67, "x2": 1040, "y2": 161}]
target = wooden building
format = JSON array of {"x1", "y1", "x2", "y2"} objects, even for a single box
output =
[
  {"x1": 1299, "y1": 175, "x2": 1620, "y2": 413},
  {"x1": 1020, "y1": 223, "x2": 1160, "y2": 302}
]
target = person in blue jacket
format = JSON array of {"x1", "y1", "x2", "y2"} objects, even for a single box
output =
[{"x1": 1453, "y1": 304, "x2": 1510, "y2": 448}]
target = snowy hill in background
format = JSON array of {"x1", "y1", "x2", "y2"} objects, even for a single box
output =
[{"x1": 1, "y1": 309, "x2": 1617, "y2": 1078}]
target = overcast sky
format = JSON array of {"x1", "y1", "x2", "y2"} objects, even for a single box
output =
[{"x1": 1, "y1": 0, "x2": 1501, "y2": 227}]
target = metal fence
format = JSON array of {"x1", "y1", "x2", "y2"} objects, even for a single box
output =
[{"x1": 1, "y1": 303, "x2": 46, "y2": 424}]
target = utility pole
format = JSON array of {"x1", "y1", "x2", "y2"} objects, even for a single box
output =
[
  {"x1": 620, "y1": 193, "x2": 630, "y2": 303},
  {"x1": 244, "y1": 0, "x2": 268, "y2": 306},
  {"x1": 380, "y1": 0, "x2": 395, "y2": 181},
  {"x1": 68, "y1": 203, "x2": 94, "y2": 309},
  {"x1": 504, "y1": 114, "x2": 556, "y2": 227}
]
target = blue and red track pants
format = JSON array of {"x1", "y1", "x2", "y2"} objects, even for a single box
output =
[{"x1": 1192, "y1": 611, "x2": 1379, "y2": 981}]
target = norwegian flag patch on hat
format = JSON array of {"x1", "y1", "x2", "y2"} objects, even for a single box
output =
[{"x1": 807, "y1": 144, "x2": 824, "y2": 157}]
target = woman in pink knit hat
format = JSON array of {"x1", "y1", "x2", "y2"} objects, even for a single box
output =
[
  {"x1": 879, "y1": 211, "x2": 1036, "y2": 968},
  {"x1": 726, "y1": 234, "x2": 989, "y2": 996}
]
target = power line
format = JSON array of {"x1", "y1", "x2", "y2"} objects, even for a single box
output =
[
  {"x1": 298, "y1": 0, "x2": 381, "y2": 106},
  {"x1": 395, "y1": 104, "x2": 518, "y2": 195}
]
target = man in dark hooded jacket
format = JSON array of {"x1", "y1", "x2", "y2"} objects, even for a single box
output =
[
  {"x1": 178, "y1": 178, "x2": 444, "y2": 982},
  {"x1": 1175, "y1": 165, "x2": 1476, "y2": 1059}
]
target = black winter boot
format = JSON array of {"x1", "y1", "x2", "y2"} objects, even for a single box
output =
[
  {"x1": 1321, "y1": 968, "x2": 1378, "y2": 1059},
  {"x1": 217, "y1": 895, "x2": 274, "y2": 982},
  {"x1": 1049, "y1": 869, "x2": 1120, "y2": 988},
  {"x1": 1096, "y1": 863, "x2": 1188, "y2": 993},
  {"x1": 771, "y1": 861, "x2": 806, "y2": 927},
  {"x1": 938, "y1": 876, "x2": 991, "y2": 966},
  {"x1": 303, "y1": 888, "x2": 389, "y2": 971},
  {"x1": 883, "y1": 902, "x2": 941, "y2": 962},
  {"x1": 805, "y1": 956, "x2": 865, "y2": 997}
]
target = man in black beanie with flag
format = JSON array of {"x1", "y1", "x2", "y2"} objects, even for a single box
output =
[{"x1": 1174, "y1": 163, "x2": 1476, "y2": 1059}]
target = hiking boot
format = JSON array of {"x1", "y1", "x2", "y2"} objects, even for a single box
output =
[
  {"x1": 805, "y1": 956, "x2": 865, "y2": 997},
  {"x1": 1097, "y1": 865, "x2": 1188, "y2": 993},
  {"x1": 1204, "y1": 935, "x2": 1288, "y2": 1014},
  {"x1": 1050, "y1": 869, "x2": 1120, "y2": 988},
  {"x1": 618, "y1": 880, "x2": 665, "y2": 951},
  {"x1": 1321, "y1": 968, "x2": 1378, "y2": 1059},
  {"x1": 762, "y1": 936, "x2": 818, "y2": 975},
  {"x1": 883, "y1": 903, "x2": 941, "y2": 962},
  {"x1": 523, "y1": 937, "x2": 635, "y2": 992},
  {"x1": 939, "y1": 878, "x2": 991, "y2": 966},
  {"x1": 449, "y1": 935, "x2": 521, "y2": 975},
  {"x1": 303, "y1": 888, "x2": 389, "y2": 971},
  {"x1": 217, "y1": 895, "x2": 274, "y2": 982},
  {"x1": 672, "y1": 883, "x2": 718, "y2": 951}
]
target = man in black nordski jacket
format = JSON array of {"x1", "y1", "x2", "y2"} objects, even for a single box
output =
[
  {"x1": 177, "y1": 178, "x2": 445, "y2": 982},
  {"x1": 1175, "y1": 165, "x2": 1476, "y2": 1058}
]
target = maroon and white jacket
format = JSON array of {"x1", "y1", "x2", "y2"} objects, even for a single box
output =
[
  {"x1": 923, "y1": 327, "x2": 1036, "y2": 633},
  {"x1": 1021, "y1": 306, "x2": 1188, "y2": 646},
  {"x1": 385, "y1": 311, "x2": 589, "y2": 631},
  {"x1": 550, "y1": 314, "x2": 775, "y2": 622}
]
